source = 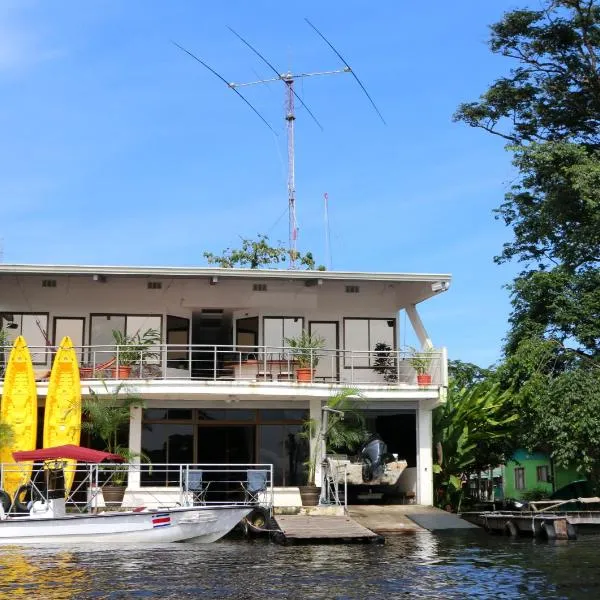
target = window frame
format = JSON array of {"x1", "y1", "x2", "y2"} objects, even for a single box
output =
[
  {"x1": 342, "y1": 317, "x2": 396, "y2": 369},
  {"x1": 514, "y1": 467, "x2": 526, "y2": 491},
  {"x1": 536, "y1": 465, "x2": 550, "y2": 483}
]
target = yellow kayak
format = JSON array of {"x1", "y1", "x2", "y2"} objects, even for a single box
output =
[
  {"x1": 43, "y1": 336, "x2": 81, "y2": 492},
  {"x1": 0, "y1": 336, "x2": 38, "y2": 500}
]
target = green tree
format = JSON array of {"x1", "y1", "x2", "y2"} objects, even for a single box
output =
[
  {"x1": 454, "y1": 0, "x2": 600, "y2": 484},
  {"x1": 204, "y1": 233, "x2": 324, "y2": 270},
  {"x1": 455, "y1": 2, "x2": 600, "y2": 358},
  {"x1": 454, "y1": 1, "x2": 600, "y2": 146},
  {"x1": 448, "y1": 359, "x2": 493, "y2": 389},
  {"x1": 433, "y1": 381, "x2": 518, "y2": 509}
]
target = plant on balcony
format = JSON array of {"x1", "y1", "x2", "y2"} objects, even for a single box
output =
[
  {"x1": 299, "y1": 387, "x2": 367, "y2": 505},
  {"x1": 284, "y1": 331, "x2": 325, "y2": 382},
  {"x1": 0, "y1": 328, "x2": 9, "y2": 378},
  {"x1": 408, "y1": 346, "x2": 436, "y2": 385},
  {"x1": 373, "y1": 342, "x2": 398, "y2": 382},
  {"x1": 81, "y1": 382, "x2": 149, "y2": 505},
  {"x1": 112, "y1": 328, "x2": 161, "y2": 378}
]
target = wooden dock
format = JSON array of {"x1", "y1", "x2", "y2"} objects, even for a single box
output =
[
  {"x1": 273, "y1": 515, "x2": 382, "y2": 545},
  {"x1": 461, "y1": 510, "x2": 600, "y2": 540}
]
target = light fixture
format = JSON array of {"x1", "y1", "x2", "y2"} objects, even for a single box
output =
[
  {"x1": 431, "y1": 281, "x2": 449, "y2": 293},
  {"x1": 92, "y1": 274, "x2": 107, "y2": 283},
  {"x1": 209, "y1": 276, "x2": 219, "y2": 286},
  {"x1": 304, "y1": 278, "x2": 323, "y2": 287}
]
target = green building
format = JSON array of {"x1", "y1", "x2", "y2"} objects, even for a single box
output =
[{"x1": 503, "y1": 449, "x2": 582, "y2": 500}]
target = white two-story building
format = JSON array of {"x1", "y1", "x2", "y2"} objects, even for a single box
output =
[{"x1": 0, "y1": 263, "x2": 450, "y2": 506}]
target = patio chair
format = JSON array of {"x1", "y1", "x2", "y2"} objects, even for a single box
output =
[
  {"x1": 186, "y1": 469, "x2": 209, "y2": 506},
  {"x1": 242, "y1": 470, "x2": 268, "y2": 505}
]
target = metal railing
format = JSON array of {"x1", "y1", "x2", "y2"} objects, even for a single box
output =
[
  {"x1": 0, "y1": 343, "x2": 447, "y2": 387},
  {"x1": 0, "y1": 462, "x2": 274, "y2": 514}
]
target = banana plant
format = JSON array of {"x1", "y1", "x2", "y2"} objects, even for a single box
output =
[{"x1": 433, "y1": 380, "x2": 518, "y2": 509}]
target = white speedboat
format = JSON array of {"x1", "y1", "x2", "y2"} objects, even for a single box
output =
[
  {"x1": 0, "y1": 445, "x2": 252, "y2": 545},
  {"x1": 0, "y1": 500, "x2": 250, "y2": 545}
]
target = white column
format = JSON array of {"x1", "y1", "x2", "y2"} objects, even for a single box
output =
[
  {"x1": 309, "y1": 398, "x2": 323, "y2": 486},
  {"x1": 406, "y1": 305, "x2": 433, "y2": 349},
  {"x1": 417, "y1": 406, "x2": 433, "y2": 506},
  {"x1": 128, "y1": 405, "x2": 143, "y2": 488}
]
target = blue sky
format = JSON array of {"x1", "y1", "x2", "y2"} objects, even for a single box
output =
[{"x1": 0, "y1": 0, "x2": 526, "y2": 367}]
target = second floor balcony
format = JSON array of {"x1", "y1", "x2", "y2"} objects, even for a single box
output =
[{"x1": 1, "y1": 343, "x2": 448, "y2": 389}]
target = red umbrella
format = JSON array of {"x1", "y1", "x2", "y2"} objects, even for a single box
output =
[{"x1": 13, "y1": 445, "x2": 124, "y2": 463}]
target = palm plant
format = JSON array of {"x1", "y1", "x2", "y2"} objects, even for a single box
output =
[
  {"x1": 302, "y1": 387, "x2": 368, "y2": 485},
  {"x1": 285, "y1": 331, "x2": 325, "y2": 369},
  {"x1": 112, "y1": 328, "x2": 161, "y2": 367},
  {"x1": 81, "y1": 382, "x2": 149, "y2": 485}
]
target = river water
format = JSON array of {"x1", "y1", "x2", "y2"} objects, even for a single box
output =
[{"x1": 0, "y1": 531, "x2": 599, "y2": 599}]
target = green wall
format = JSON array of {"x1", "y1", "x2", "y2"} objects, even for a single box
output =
[{"x1": 503, "y1": 450, "x2": 583, "y2": 500}]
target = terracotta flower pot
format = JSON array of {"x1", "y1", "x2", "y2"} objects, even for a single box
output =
[
  {"x1": 113, "y1": 366, "x2": 132, "y2": 379},
  {"x1": 295, "y1": 368, "x2": 315, "y2": 382},
  {"x1": 417, "y1": 373, "x2": 432, "y2": 386}
]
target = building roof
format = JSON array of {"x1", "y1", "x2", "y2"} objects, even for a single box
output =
[{"x1": 0, "y1": 263, "x2": 451, "y2": 284}]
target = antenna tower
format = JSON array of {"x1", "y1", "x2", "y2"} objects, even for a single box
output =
[{"x1": 175, "y1": 19, "x2": 385, "y2": 268}]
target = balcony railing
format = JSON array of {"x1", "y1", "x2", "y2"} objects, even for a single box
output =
[{"x1": 0, "y1": 343, "x2": 447, "y2": 387}]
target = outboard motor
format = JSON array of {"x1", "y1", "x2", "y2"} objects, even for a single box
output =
[{"x1": 360, "y1": 435, "x2": 389, "y2": 482}]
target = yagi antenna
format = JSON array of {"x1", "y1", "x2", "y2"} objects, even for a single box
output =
[
  {"x1": 227, "y1": 27, "x2": 324, "y2": 132},
  {"x1": 172, "y1": 41, "x2": 276, "y2": 134},
  {"x1": 174, "y1": 23, "x2": 385, "y2": 268},
  {"x1": 304, "y1": 18, "x2": 387, "y2": 125}
]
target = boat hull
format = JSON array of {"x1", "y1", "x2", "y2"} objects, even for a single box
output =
[{"x1": 0, "y1": 505, "x2": 250, "y2": 545}]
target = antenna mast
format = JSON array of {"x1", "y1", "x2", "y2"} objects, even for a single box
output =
[
  {"x1": 175, "y1": 20, "x2": 385, "y2": 268},
  {"x1": 285, "y1": 75, "x2": 297, "y2": 266}
]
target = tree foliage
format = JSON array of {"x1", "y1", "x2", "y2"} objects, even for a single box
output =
[
  {"x1": 203, "y1": 233, "x2": 323, "y2": 270},
  {"x1": 448, "y1": 359, "x2": 494, "y2": 389},
  {"x1": 455, "y1": 0, "x2": 600, "y2": 481},
  {"x1": 454, "y1": 1, "x2": 600, "y2": 146},
  {"x1": 433, "y1": 381, "x2": 518, "y2": 508}
]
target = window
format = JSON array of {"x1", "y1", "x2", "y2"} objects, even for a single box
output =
[
  {"x1": 263, "y1": 317, "x2": 303, "y2": 352},
  {"x1": 4, "y1": 313, "x2": 49, "y2": 365},
  {"x1": 90, "y1": 314, "x2": 162, "y2": 363},
  {"x1": 343, "y1": 318, "x2": 395, "y2": 367},
  {"x1": 514, "y1": 467, "x2": 526, "y2": 490},
  {"x1": 536, "y1": 465, "x2": 550, "y2": 483}
]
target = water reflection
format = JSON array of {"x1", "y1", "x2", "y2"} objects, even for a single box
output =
[
  {"x1": 0, "y1": 548, "x2": 88, "y2": 599},
  {"x1": 0, "y1": 533, "x2": 599, "y2": 599}
]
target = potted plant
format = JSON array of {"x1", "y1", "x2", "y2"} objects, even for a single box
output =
[
  {"x1": 284, "y1": 331, "x2": 325, "y2": 382},
  {"x1": 373, "y1": 341, "x2": 398, "y2": 382},
  {"x1": 81, "y1": 381, "x2": 148, "y2": 506},
  {"x1": 112, "y1": 328, "x2": 161, "y2": 379},
  {"x1": 299, "y1": 387, "x2": 367, "y2": 506},
  {"x1": 409, "y1": 346, "x2": 436, "y2": 385}
]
